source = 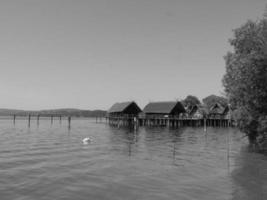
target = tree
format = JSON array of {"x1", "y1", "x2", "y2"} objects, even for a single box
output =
[
  {"x1": 182, "y1": 95, "x2": 200, "y2": 108},
  {"x1": 222, "y1": 11, "x2": 267, "y2": 145},
  {"x1": 202, "y1": 95, "x2": 228, "y2": 109}
]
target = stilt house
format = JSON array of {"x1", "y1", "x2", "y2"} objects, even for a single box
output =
[
  {"x1": 188, "y1": 105, "x2": 205, "y2": 119},
  {"x1": 143, "y1": 101, "x2": 185, "y2": 118},
  {"x1": 108, "y1": 101, "x2": 142, "y2": 118},
  {"x1": 208, "y1": 103, "x2": 229, "y2": 119}
]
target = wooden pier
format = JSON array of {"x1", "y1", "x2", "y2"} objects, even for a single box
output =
[
  {"x1": 107, "y1": 101, "x2": 233, "y2": 128},
  {"x1": 107, "y1": 116, "x2": 233, "y2": 128},
  {"x1": 11, "y1": 114, "x2": 72, "y2": 128},
  {"x1": 107, "y1": 101, "x2": 141, "y2": 127},
  {"x1": 107, "y1": 116, "x2": 138, "y2": 127}
]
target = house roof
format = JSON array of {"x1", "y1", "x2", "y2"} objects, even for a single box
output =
[
  {"x1": 188, "y1": 105, "x2": 198, "y2": 115},
  {"x1": 143, "y1": 101, "x2": 185, "y2": 114},
  {"x1": 108, "y1": 101, "x2": 141, "y2": 114},
  {"x1": 188, "y1": 105, "x2": 208, "y2": 115},
  {"x1": 209, "y1": 103, "x2": 226, "y2": 114}
]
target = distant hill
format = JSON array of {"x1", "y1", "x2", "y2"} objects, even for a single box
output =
[
  {"x1": 0, "y1": 108, "x2": 107, "y2": 117},
  {"x1": 0, "y1": 109, "x2": 28, "y2": 116}
]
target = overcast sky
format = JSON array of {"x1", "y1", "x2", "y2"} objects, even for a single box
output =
[{"x1": 0, "y1": 0, "x2": 265, "y2": 110}]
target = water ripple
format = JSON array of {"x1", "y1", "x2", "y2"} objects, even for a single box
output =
[{"x1": 0, "y1": 119, "x2": 267, "y2": 200}]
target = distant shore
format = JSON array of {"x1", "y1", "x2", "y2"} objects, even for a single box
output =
[{"x1": 0, "y1": 108, "x2": 106, "y2": 118}]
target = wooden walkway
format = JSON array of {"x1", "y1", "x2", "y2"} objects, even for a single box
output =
[{"x1": 106, "y1": 116, "x2": 233, "y2": 128}]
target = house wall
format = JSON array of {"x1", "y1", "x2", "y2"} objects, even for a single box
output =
[
  {"x1": 191, "y1": 110, "x2": 203, "y2": 119},
  {"x1": 108, "y1": 113, "x2": 138, "y2": 118},
  {"x1": 144, "y1": 113, "x2": 181, "y2": 119}
]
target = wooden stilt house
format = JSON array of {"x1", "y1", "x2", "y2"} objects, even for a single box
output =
[
  {"x1": 140, "y1": 101, "x2": 185, "y2": 127},
  {"x1": 143, "y1": 101, "x2": 185, "y2": 118},
  {"x1": 222, "y1": 105, "x2": 230, "y2": 120},
  {"x1": 107, "y1": 101, "x2": 142, "y2": 126},
  {"x1": 188, "y1": 105, "x2": 205, "y2": 119},
  {"x1": 208, "y1": 103, "x2": 229, "y2": 119},
  {"x1": 108, "y1": 101, "x2": 142, "y2": 118}
]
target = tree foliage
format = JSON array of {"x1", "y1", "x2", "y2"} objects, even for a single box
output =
[
  {"x1": 202, "y1": 95, "x2": 228, "y2": 108},
  {"x1": 182, "y1": 95, "x2": 201, "y2": 107},
  {"x1": 222, "y1": 12, "x2": 267, "y2": 144}
]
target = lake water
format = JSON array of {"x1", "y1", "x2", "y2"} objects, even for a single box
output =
[{"x1": 0, "y1": 118, "x2": 267, "y2": 200}]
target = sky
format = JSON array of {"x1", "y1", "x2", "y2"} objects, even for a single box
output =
[{"x1": 0, "y1": 0, "x2": 266, "y2": 110}]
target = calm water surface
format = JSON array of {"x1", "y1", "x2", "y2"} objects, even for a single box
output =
[{"x1": 0, "y1": 118, "x2": 266, "y2": 200}]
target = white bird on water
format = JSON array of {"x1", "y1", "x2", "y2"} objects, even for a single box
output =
[{"x1": 82, "y1": 137, "x2": 92, "y2": 144}]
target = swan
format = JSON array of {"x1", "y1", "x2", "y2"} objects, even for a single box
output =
[{"x1": 82, "y1": 137, "x2": 92, "y2": 144}]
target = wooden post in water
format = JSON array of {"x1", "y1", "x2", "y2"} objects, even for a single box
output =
[
  {"x1": 68, "y1": 116, "x2": 71, "y2": 129},
  {"x1": 28, "y1": 115, "x2": 31, "y2": 127},
  {"x1": 13, "y1": 115, "x2": 16, "y2": 125},
  {"x1": 204, "y1": 118, "x2": 207, "y2": 132},
  {"x1": 51, "y1": 115, "x2": 53, "y2": 125},
  {"x1": 59, "y1": 115, "x2": 62, "y2": 124},
  {"x1": 134, "y1": 117, "x2": 137, "y2": 131},
  {"x1": 227, "y1": 129, "x2": 230, "y2": 173},
  {"x1": 37, "y1": 115, "x2": 40, "y2": 126},
  {"x1": 167, "y1": 118, "x2": 170, "y2": 128}
]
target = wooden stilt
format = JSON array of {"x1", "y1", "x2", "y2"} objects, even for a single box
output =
[
  {"x1": 204, "y1": 118, "x2": 207, "y2": 132},
  {"x1": 37, "y1": 115, "x2": 40, "y2": 126},
  {"x1": 28, "y1": 115, "x2": 31, "y2": 127},
  {"x1": 68, "y1": 116, "x2": 71, "y2": 129}
]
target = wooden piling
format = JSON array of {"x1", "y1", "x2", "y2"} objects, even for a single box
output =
[
  {"x1": 227, "y1": 129, "x2": 230, "y2": 172},
  {"x1": 204, "y1": 118, "x2": 207, "y2": 132},
  {"x1": 13, "y1": 115, "x2": 16, "y2": 125},
  {"x1": 106, "y1": 115, "x2": 233, "y2": 129},
  {"x1": 166, "y1": 119, "x2": 170, "y2": 127},
  {"x1": 37, "y1": 115, "x2": 40, "y2": 126},
  {"x1": 68, "y1": 116, "x2": 71, "y2": 129},
  {"x1": 28, "y1": 115, "x2": 31, "y2": 127}
]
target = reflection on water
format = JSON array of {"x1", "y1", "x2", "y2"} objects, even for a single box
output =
[
  {"x1": 231, "y1": 146, "x2": 267, "y2": 200},
  {"x1": 0, "y1": 118, "x2": 266, "y2": 200}
]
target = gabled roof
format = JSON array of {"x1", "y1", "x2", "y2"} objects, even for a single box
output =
[
  {"x1": 108, "y1": 101, "x2": 141, "y2": 114},
  {"x1": 189, "y1": 105, "x2": 208, "y2": 116},
  {"x1": 188, "y1": 105, "x2": 198, "y2": 115},
  {"x1": 222, "y1": 105, "x2": 230, "y2": 115},
  {"x1": 209, "y1": 103, "x2": 226, "y2": 114},
  {"x1": 143, "y1": 101, "x2": 185, "y2": 114}
]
